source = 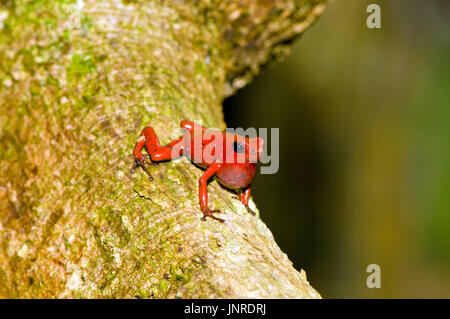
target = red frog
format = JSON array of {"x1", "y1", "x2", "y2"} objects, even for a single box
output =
[{"x1": 132, "y1": 121, "x2": 264, "y2": 223}]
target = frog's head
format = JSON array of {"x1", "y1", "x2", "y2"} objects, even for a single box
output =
[
  {"x1": 248, "y1": 136, "x2": 264, "y2": 162},
  {"x1": 231, "y1": 136, "x2": 264, "y2": 163}
]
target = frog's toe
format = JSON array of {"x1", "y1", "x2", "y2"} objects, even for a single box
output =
[
  {"x1": 201, "y1": 209, "x2": 225, "y2": 223},
  {"x1": 131, "y1": 156, "x2": 154, "y2": 181},
  {"x1": 245, "y1": 206, "x2": 256, "y2": 216}
]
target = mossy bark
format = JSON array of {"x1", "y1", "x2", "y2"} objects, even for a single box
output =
[{"x1": 0, "y1": 0, "x2": 326, "y2": 298}]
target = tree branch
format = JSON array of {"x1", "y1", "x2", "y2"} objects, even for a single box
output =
[{"x1": 0, "y1": 0, "x2": 325, "y2": 298}]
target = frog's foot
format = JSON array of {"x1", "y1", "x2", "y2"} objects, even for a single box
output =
[
  {"x1": 131, "y1": 154, "x2": 154, "y2": 181},
  {"x1": 231, "y1": 195, "x2": 241, "y2": 202},
  {"x1": 201, "y1": 209, "x2": 225, "y2": 223},
  {"x1": 231, "y1": 196, "x2": 256, "y2": 216},
  {"x1": 245, "y1": 205, "x2": 256, "y2": 216}
]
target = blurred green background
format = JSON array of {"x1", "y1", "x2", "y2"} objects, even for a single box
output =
[{"x1": 224, "y1": 0, "x2": 450, "y2": 298}]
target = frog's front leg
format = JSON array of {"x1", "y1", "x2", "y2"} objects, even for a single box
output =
[
  {"x1": 132, "y1": 126, "x2": 184, "y2": 180},
  {"x1": 199, "y1": 162, "x2": 225, "y2": 223},
  {"x1": 233, "y1": 184, "x2": 256, "y2": 216}
]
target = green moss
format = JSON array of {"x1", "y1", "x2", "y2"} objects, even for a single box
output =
[{"x1": 67, "y1": 54, "x2": 96, "y2": 79}]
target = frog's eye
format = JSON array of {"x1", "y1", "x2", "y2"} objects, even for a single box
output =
[{"x1": 233, "y1": 141, "x2": 245, "y2": 154}]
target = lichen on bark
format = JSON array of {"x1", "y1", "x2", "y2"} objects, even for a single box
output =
[{"x1": 0, "y1": 0, "x2": 325, "y2": 298}]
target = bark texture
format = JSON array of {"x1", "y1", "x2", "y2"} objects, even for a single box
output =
[{"x1": 0, "y1": 0, "x2": 326, "y2": 298}]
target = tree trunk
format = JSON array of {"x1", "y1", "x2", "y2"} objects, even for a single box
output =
[{"x1": 0, "y1": 0, "x2": 326, "y2": 298}]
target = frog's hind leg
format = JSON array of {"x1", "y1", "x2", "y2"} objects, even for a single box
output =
[
  {"x1": 132, "y1": 126, "x2": 184, "y2": 180},
  {"x1": 232, "y1": 184, "x2": 256, "y2": 216}
]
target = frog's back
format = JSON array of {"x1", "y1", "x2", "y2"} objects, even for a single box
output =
[{"x1": 180, "y1": 121, "x2": 221, "y2": 168}]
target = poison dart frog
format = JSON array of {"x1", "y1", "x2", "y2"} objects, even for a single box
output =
[{"x1": 132, "y1": 121, "x2": 264, "y2": 223}]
